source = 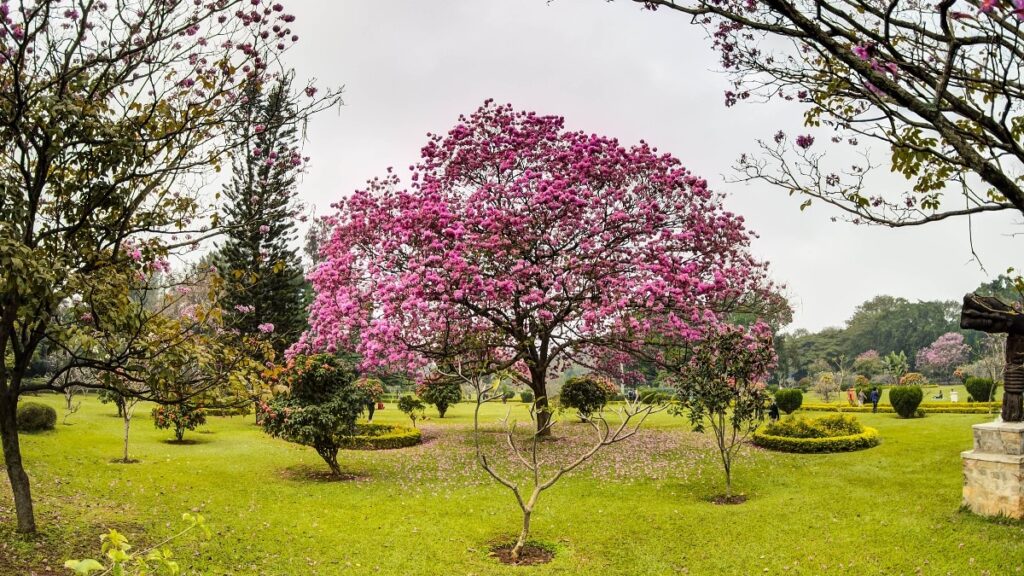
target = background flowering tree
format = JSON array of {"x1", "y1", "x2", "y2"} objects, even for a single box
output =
[
  {"x1": 0, "y1": 0, "x2": 340, "y2": 532},
  {"x1": 628, "y1": 0, "x2": 1024, "y2": 228},
  {"x1": 916, "y1": 332, "x2": 971, "y2": 382},
  {"x1": 300, "y1": 101, "x2": 772, "y2": 435}
]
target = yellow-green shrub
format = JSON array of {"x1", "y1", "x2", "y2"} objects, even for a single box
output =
[
  {"x1": 339, "y1": 423, "x2": 422, "y2": 450},
  {"x1": 753, "y1": 414, "x2": 879, "y2": 453}
]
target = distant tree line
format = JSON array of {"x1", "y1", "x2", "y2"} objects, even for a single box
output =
[{"x1": 772, "y1": 276, "x2": 1020, "y2": 384}]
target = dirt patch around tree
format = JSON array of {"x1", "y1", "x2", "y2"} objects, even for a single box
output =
[
  {"x1": 489, "y1": 542, "x2": 555, "y2": 565},
  {"x1": 711, "y1": 494, "x2": 748, "y2": 505}
]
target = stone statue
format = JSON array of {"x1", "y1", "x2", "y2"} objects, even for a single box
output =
[{"x1": 960, "y1": 293, "x2": 1024, "y2": 422}]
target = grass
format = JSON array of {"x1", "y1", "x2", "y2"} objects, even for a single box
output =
[{"x1": 2, "y1": 394, "x2": 1024, "y2": 575}]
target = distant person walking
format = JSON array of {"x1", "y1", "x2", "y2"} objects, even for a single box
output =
[
  {"x1": 870, "y1": 387, "x2": 880, "y2": 413},
  {"x1": 847, "y1": 387, "x2": 857, "y2": 407},
  {"x1": 769, "y1": 401, "x2": 780, "y2": 422},
  {"x1": 857, "y1": 390, "x2": 866, "y2": 407}
]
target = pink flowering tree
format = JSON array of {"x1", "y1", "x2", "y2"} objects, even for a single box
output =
[
  {"x1": 916, "y1": 332, "x2": 971, "y2": 382},
  {"x1": 626, "y1": 0, "x2": 1024, "y2": 226},
  {"x1": 300, "y1": 101, "x2": 773, "y2": 435},
  {"x1": 660, "y1": 323, "x2": 776, "y2": 501},
  {"x1": 0, "y1": 0, "x2": 340, "y2": 533}
]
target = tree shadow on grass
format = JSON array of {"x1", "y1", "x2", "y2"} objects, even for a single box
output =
[
  {"x1": 161, "y1": 437, "x2": 212, "y2": 446},
  {"x1": 277, "y1": 464, "x2": 365, "y2": 483}
]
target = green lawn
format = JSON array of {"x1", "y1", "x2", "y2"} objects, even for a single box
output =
[{"x1": 2, "y1": 394, "x2": 1023, "y2": 575}]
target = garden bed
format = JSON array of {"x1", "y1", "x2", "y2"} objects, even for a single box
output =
[{"x1": 753, "y1": 414, "x2": 880, "y2": 453}]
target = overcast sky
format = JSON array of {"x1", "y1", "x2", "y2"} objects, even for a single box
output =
[{"x1": 278, "y1": 0, "x2": 1022, "y2": 332}]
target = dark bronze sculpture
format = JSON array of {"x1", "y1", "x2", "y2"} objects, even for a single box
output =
[{"x1": 960, "y1": 293, "x2": 1024, "y2": 422}]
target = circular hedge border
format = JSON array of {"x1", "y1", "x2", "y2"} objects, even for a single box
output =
[
  {"x1": 753, "y1": 426, "x2": 880, "y2": 453},
  {"x1": 339, "y1": 423, "x2": 421, "y2": 450}
]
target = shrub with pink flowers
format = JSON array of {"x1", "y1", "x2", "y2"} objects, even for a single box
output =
[
  {"x1": 259, "y1": 354, "x2": 368, "y2": 477},
  {"x1": 152, "y1": 403, "x2": 207, "y2": 442}
]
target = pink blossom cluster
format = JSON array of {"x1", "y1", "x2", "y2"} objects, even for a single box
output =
[{"x1": 295, "y1": 101, "x2": 773, "y2": 373}]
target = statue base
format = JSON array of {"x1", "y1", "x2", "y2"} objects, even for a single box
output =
[{"x1": 962, "y1": 421, "x2": 1024, "y2": 519}]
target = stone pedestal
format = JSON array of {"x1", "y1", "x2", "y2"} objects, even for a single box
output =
[{"x1": 961, "y1": 421, "x2": 1024, "y2": 519}]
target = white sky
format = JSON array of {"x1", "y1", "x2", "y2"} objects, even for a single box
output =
[{"x1": 279, "y1": 0, "x2": 1022, "y2": 332}]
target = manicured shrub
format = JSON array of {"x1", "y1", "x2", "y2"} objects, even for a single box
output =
[
  {"x1": 415, "y1": 375, "x2": 461, "y2": 418},
  {"x1": 965, "y1": 377, "x2": 999, "y2": 403},
  {"x1": 259, "y1": 354, "x2": 369, "y2": 477},
  {"x1": 774, "y1": 388, "x2": 803, "y2": 414},
  {"x1": 17, "y1": 402, "x2": 56, "y2": 432},
  {"x1": 152, "y1": 403, "x2": 207, "y2": 441},
  {"x1": 519, "y1": 390, "x2": 534, "y2": 403},
  {"x1": 899, "y1": 372, "x2": 927, "y2": 386},
  {"x1": 888, "y1": 386, "x2": 924, "y2": 418},
  {"x1": 798, "y1": 402, "x2": 997, "y2": 415},
  {"x1": 560, "y1": 375, "x2": 617, "y2": 420},
  {"x1": 204, "y1": 405, "x2": 252, "y2": 417},
  {"x1": 398, "y1": 394, "x2": 426, "y2": 428},
  {"x1": 753, "y1": 414, "x2": 879, "y2": 453},
  {"x1": 637, "y1": 387, "x2": 674, "y2": 404},
  {"x1": 338, "y1": 423, "x2": 422, "y2": 450}
]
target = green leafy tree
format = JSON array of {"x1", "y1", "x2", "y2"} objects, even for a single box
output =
[
  {"x1": 0, "y1": 1, "x2": 339, "y2": 533},
  {"x1": 398, "y1": 394, "x2": 426, "y2": 428},
  {"x1": 415, "y1": 375, "x2": 462, "y2": 418},
  {"x1": 217, "y1": 75, "x2": 309, "y2": 356},
  {"x1": 259, "y1": 354, "x2": 368, "y2": 477},
  {"x1": 669, "y1": 325, "x2": 775, "y2": 499}
]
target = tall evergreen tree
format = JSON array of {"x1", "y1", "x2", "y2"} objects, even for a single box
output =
[{"x1": 217, "y1": 75, "x2": 308, "y2": 355}]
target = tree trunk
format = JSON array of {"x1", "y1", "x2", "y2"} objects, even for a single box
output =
[
  {"x1": 122, "y1": 413, "x2": 132, "y2": 462},
  {"x1": 175, "y1": 426, "x2": 185, "y2": 442},
  {"x1": 529, "y1": 368, "x2": 551, "y2": 437},
  {"x1": 0, "y1": 393, "x2": 36, "y2": 533},
  {"x1": 511, "y1": 508, "x2": 532, "y2": 562},
  {"x1": 318, "y1": 446, "x2": 342, "y2": 477}
]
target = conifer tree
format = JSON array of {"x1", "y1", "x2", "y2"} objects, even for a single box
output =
[{"x1": 217, "y1": 75, "x2": 308, "y2": 355}]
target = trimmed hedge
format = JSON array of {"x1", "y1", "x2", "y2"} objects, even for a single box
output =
[
  {"x1": 798, "y1": 403, "x2": 997, "y2": 414},
  {"x1": 774, "y1": 389, "x2": 803, "y2": 414},
  {"x1": 889, "y1": 386, "x2": 923, "y2": 418},
  {"x1": 204, "y1": 405, "x2": 252, "y2": 417},
  {"x1": 753, "y1": 426, "x2": 880, "y2": 453},
  {"x1": 17, "y1": 402, "x2": 57, "y2": 432},
  {"x1": 339, "y1": 423, "x2": 422, "y2": 450},
  {"x1": 753, "y1": 414, "x2": 879, "y2": 453}
]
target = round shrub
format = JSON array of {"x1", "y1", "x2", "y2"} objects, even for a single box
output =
[
  {"x1": 152, "y1": 403, "x2": 207, "y2": 441},
  {"x1": 260, "y1": 354, "x2": 369, "y2": 476},
  {"x1": 415, "y1": 375, "x2": 462, "y2": 418},
  {"x1": 774, "y1": 388, "x2": 803, "y2": 414},
  {"x1": 899, "y1": 372, "x2": 927, "y2": 386},
  {"x1": 888, "y1": 385, "x2": 924, "y2": 418},
  {"x1": 339, "y1": 423, "x2": 422, "y2": 450},
  {"x1": 560, "y1": 375, "x2": 616, "y2": 420},
  {"x1": 520, "y1": 390, "x2": 534, "y2": 403},
  {"x1": 753, "y1": 414, "x2": 879, "y2": 453},
  {"x1": 17, "y1": 402, "x2": 56, "y2": 432},
  {"x1": 964, "y1": 377, "x2": 999, "y2": 403}
]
